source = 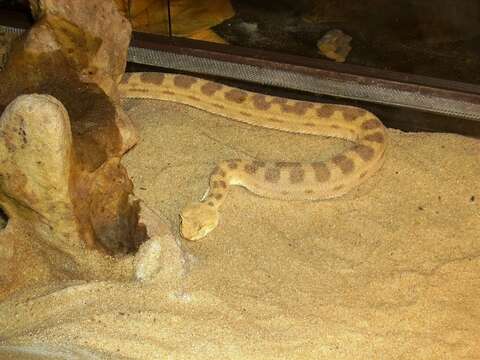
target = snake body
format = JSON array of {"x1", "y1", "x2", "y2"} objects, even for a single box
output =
[{"x1": 119, "y1": 72, "x2": 388, "y2": 240}]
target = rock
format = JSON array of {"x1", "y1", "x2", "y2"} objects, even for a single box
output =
[
  {"x1": 133, "y1": 202, "x2": 185, "y2": 284},
  {"x1": 0, "y1": 214, "x2": 14, "y2": 291},
  {"x1": 0, "y1": 94, "x2": 85, "y2": 297},
  {"x1": 30, "y1": 0, "x2": 132, "y2": 98},
  {"x1": 0, "y1": 1, "x2": 145, "y2": 261},
  {"x1": 26, "y1": 1, "x2": 139, "y2": 153},
  {"x1": 0, "y1": 0, "x2": 186, "y2": 298},
  {"x1": 0, "y1": 92, "x2": 145, "y2": 256},
  {"x1": 317, "y1": 29, "x2": 352, "y2": 62},
  {"x1": 88, "y1": 158, "x2": 147, "y2": 254},
  {"x1": 0, "y1": 95, "x2": 81, "y2": 252},
  {"x1": 0, "y1": 31, "x2": 17, "y2": 71}
]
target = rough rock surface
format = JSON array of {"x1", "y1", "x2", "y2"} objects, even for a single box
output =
[
  {"x1": 30, "y1": 0, "x2": 133, "y2": 98},
  {"x1": 317, "y1": 29, "x2": 352, "y2": 62},
  {"x1": 0, "y1": 0, "x2": 184, "y2": 297},
  {"x1": 0, "y1": 95, "x2": 78, "y2": 251},
  {"x1": 0, "y1": 31, "x2": 16, "y2": 71}
]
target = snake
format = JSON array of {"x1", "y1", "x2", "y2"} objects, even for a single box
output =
[{"x1": 118, "y1": 72, "x2": 388, "y2": 241}]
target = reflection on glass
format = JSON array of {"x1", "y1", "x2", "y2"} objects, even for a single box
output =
[
  {"x1": 124, "y1": 0, "x2": 233, "y2": 43},
  {"x1": 123, "y1": 0, "x2": 479, "y2": 84}
]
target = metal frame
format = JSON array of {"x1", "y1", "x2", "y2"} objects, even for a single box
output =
[
  {"x1": 2, "y1": 8, "x2": 480, "y2": 136},
  {"x1": 129, "y1": 32, "x2": 480, "y2": 123}
]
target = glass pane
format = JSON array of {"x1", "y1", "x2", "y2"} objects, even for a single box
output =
[
  {"x1": 125, "y1": 0, "x2": 170, "y2": 36},
  {"x1": 167, "y1": 0, "x2": 480, "y2": 84}
]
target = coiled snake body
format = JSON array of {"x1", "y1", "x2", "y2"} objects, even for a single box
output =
[{"x1": 119, "y1": 72, "x2": 388, "y2": 240}]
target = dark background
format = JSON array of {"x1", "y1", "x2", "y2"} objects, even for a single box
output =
[
  {"x1": 2, "y1": 0, "x2": 479, "y2": 136},
  {"x1": 215, "y1": 0, "x2": 480, "y2": 84},
  {"x1": 1, "y1": 0, "x2": 479, "y2": 83}
]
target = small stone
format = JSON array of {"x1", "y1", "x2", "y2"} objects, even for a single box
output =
[
  {"x1": 134, "y1": 237, "x2": 163, "y2": 282},
  {"x1": 0, "y1": 2, "x2": 146, "y2": 256},
  {"x1": 133, "y1": 203, "x2": 185, "y2": 284},
  {"x1": 317, "y1": 29, "x2": 352, "y2": 62}
]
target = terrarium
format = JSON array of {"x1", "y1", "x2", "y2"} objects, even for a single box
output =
[{"x1": 0, "y1": 1, "x2": 478, "y2": 359}]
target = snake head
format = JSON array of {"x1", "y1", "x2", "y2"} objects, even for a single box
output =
[{"x1": 180, "y1": 202, "x2": 219, "y2": 241}]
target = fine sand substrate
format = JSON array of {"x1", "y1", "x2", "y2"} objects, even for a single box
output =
[{"x1": 0, "y1": 98, "x2": 479, "y2": 359}]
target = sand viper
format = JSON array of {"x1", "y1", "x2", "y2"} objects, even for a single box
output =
[{"x1": 119, "y1": 72, "x2": 388, "y2": 241}]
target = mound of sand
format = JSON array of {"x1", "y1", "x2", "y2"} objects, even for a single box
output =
[{"x1": 0, "y1": 98, "x2": 479, "y2": 359}]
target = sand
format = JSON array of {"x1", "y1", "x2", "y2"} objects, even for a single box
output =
[{"x1": 0, "y1": 98, "x2": 479, "y2": 359}]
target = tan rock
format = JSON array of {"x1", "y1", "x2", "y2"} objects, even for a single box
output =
[
  {"x1": 30, "y1": 0, "x2": 132, "y2": 97},
  {"x1": 133, "y1": 201, "x2": 186, "y2": 283},
  {"x1": 0, "y1": 95, "x2": 81, "y2": 252},
  {"x1": 0, "y1": 30, "x2": 17, "y2": 71},
  {"x1": 0, "y1": 1, "x2": 151, "y2": 270},
  {"x1": 25, "y1": 1, "x2": 139, "y2": 153},
  {"x1": 0, "y1": 0, "x2": 185, "y2": 302},
  {"x1": 317, "y1": 29, "x2": 352, "y2": 62}
]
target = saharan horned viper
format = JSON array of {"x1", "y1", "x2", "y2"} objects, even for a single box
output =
[{"x1": 118, "y1": 72, "x2": 388, "y2": 241}]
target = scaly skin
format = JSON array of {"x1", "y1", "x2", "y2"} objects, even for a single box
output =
[{"x1": 118, "y1": 72, "x2": 388, "y2": 240}]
